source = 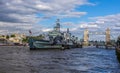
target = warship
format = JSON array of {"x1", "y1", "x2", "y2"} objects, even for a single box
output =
[{"x1": 28, "y1": 19, "x2": 82, "y2": 50}]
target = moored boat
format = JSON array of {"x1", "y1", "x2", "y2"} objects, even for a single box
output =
[{"x1": 116, "y1": 36, "x2": 120, "y2": 62}]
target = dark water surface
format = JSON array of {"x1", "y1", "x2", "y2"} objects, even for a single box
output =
[{"x1": 0, "y1": 46, "x2": 120, "y2": 73}]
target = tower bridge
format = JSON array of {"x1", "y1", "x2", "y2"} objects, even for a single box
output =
[{"x1": 83, "y1": 28, "x2": 112, "y2": 48}]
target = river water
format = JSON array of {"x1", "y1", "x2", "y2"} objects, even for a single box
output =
[{"x1": 0, "y1": 46, "x2": 120, "y2": 73}]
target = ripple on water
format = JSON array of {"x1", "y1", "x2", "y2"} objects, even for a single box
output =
[{"x1": 0, "y1": 46, "x2": 120, "y2": 73}]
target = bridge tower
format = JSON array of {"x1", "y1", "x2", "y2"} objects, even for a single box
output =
[
  {"x1": 105, "y1": 28, "x2": 110, "y2": 43},
  {"x1": 83, "y1": 29, "x2": 89, "y2": 46}
]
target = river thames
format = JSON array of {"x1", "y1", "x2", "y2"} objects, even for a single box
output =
[{"x1": 0, "y1": 46, "x2": 120, "y2": 73}]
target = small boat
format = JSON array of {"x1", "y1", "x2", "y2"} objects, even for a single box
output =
[{"x1": 116, "y1": 36, "x2": 120, "y2": 62}]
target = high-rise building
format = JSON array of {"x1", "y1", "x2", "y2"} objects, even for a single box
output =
[{"x1": 54, "y1": 19, "x2": 60, "y2": 32}]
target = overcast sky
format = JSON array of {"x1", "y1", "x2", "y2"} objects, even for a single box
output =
[{"x1": 0, "y1": 0, "x2": 120, "y2": 41}]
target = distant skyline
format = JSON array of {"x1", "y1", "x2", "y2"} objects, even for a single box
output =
[{"x1": 0, "y1": 0, "x2": 120, "y2": 41}]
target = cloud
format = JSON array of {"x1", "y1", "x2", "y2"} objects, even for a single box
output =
[
  {"x1": 91, "y1": 14, "x2": 120, "y2": 33},
  {"x1": 80, "y1": 24, "x2": 99, "y2": 28},
  {"x1": 55, "y1": 12, "x2": 87, "y2": 18},
  {"x1": 90, "y1": 13, "x2": 120, "y2": 26},
  {"x1": 0, "y1": 0, "x2": 92, "y2": 35},
  {"x1": 42, "y1": 28, "x2": 52, "y2": 32},
  {"x1": 36, "y1": 4, "x2": 53, "y2": 11}
]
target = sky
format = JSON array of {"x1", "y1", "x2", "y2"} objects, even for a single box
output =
[{"x1": 0, "y1": 0, "x2": 120, "y2": 41}]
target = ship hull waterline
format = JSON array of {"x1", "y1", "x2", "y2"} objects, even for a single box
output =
[{"x1": 28, "y1": 38, "x2": 76, "y2": 50}]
